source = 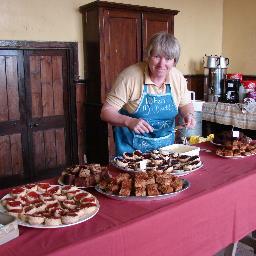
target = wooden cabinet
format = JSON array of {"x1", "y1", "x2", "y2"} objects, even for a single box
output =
[
  {"x1": 0, "y1": 44, "x2": 78, "y2": 188},
  {"x1": 80, "y1": 1, "x2": 179, "y2": 163}
]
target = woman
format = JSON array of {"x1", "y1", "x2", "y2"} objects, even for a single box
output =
[{"x1": 100, "y1": 32, "x2": 196, "y2": 156}]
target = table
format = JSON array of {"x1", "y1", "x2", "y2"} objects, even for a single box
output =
[
  {"x1": 1, "y1": 143, "x2": 256, "y2": 256},
  {"x1": 202, "y1": 102, "x2": 256, "y2": 130}
]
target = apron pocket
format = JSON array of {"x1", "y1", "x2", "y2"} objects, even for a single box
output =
[{"x1": 133, "y1": 132, "x2": 174, "y2": 152}]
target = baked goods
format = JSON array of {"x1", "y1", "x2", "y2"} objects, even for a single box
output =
[
  {"x1": 213, "y1": 130, "x2": 250, "y2": 145},
  {"x1": 113, "y1": 150, "x2": 202, "y2": 174},
  {"x1": 0, "y1": 183, "x2": 98, "y2": 227},
  {"x1": 216, "y1": 140, "x2": 256, "y2": 157},
  {"x1": 98, "y1": 171, "x2": 185, "y2": 197},
  {"x1": 60, "y1": 164, "x2": 110, "y2": 187}
]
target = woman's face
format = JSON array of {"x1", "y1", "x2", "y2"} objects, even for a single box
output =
[{"x1": 148, "y1": 50, "x2": 175, "y2": 79}]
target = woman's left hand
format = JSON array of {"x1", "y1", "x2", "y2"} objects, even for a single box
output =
[{"x1": 184, "y1": 113, "x2": 196, "y2": 129}]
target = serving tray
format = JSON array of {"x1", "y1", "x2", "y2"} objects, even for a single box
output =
[
  {"x1": 95, "y1": 179, "x2": 190, "y2": 201},
  {"x1": 0, "y1": 185, "x2": 99, "y2": 229},
  {"x1": 111, "y1": 158, "x2": 203, "y2": 177}
]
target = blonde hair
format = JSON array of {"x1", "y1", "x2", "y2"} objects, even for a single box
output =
[{"x1": 146, "y1": 32, "x2": 181, "y2": 64}]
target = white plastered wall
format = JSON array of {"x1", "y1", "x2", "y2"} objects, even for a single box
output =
[
  {"x1": 222, "y1": 0, "x2": 256, "y2": 75},
  {"x1": 0, "y1": 0, "x2": 224, "y2": 78}
]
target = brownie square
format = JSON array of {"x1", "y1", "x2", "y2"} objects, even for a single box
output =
[
  {"x1": 146, "y1": 184, "x2": 160, "y2": 196},
  {"x1": 135, "y1": 187, "x2": 146, "y2": 196},
  {"x1": 158, "y1": 184, "x2": 174, "y2": 194}
]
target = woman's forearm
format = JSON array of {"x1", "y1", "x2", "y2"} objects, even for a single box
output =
[
  {"x1": 179, "y1": 103, "x2": 196, "y2": 128},
  {"x1": 179, "y1": 103, "x2": 194, "y2": 118},
  {"x1": 100, "y1": 103, "x2": 154, "y2": 133},
  {"x1": 100, "y1": 104, "x2": 132, "y2": 127}
]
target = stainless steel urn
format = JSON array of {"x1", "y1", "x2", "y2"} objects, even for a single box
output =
[{"x1": 203, "y1": 55, "x2": 229, "y2": 102}]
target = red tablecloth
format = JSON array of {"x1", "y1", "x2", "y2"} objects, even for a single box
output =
[{"x1": 1, "y1": 142, "x2": 256, "y2": 256}]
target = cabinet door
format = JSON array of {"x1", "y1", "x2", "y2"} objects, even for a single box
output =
[
  {"x1": 103, "y1": 9, "x2": 141, "y2": 100},
  {"x1": 0, "y1": 50, "x2": 27, "y2": 185},
  {"x1": 24, "y1": 50, "x2": 71, "y2": 177},
  {"x1": 142, "y1": 12, "x2": 174, "y2": 59}
]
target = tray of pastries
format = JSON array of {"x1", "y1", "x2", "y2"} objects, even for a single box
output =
[
  {"x1": 216, "y1": 139, "x2": 256, "y2": 158},
  {"x1": 59, "y1": 164, "x2": 110, "y2": 188},
  {"x1": 111, "y1": 150, "x2": 203, "y2": 176},
  {"x1": 0, "y1": 183, "x2": 99, "y2": 228},
  {"x1": 212, "y1": 130, "x2": 251, "y2": 146},
  {"x1": 95, "y1": 171, "x2": 190, "y2": 201}
]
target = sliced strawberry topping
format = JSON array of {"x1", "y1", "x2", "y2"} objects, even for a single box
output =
[
  {"x1": 37, "y1": 183, "x2": 50, "y2": 189},
  {"x1": 81, "y1": 202, "x2": 97, "y2": 208},
  {"x1": 41, "y1": 212, "x2": 52, "y2": 218},
  {"x1": 67, "y1": 190, "x2": 79, "y2": 195},
  {"x1": 81, "y1": 197, "x2": 95, "y2": 203},
  {"x1": 7, "y1": 201, "x2": 22, "y2": 207},
  {"x1": 62, "y1": 185, "x2": 73, "y2": 191},
  {"x1": 35, "y1": 202, "x2": 44, "y2": 208},
  {"x1": 41, "y1": 193, "x2": 52, "y2": 198},
  {"x1": 24, "y1": 206, "x2": 34, "y2": 213},
  {"x1": 30, "y1": 199, "x2": 43, "y2": 204},
  {"x1": 27, "y1": 191, "x2": 40, "y2": 198},
  {"x1": 19, "y1": 196, "x2": 28, "y2": 202},
  {"x1": 25, "y1": 184, "x2": 36, "y2": 189},
  {"x1": 3, "y1": 198, "x2": 16, "y2": 203},
  {"x1": 11, "y1": 187, "x2": 25, "y2": 194},
  {"x1": 47, "y1": 186, "x2": 60, "y2": 194},
  {"x1": 74, "y1": 193, "x2": 89, "y2": 201},
  {"x1": 46, "y1": 202, "x2": 59, "y2": 209}
]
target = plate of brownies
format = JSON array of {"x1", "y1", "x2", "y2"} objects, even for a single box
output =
[
  {"x1": 111, "y1": 149, "x2": 203, "y2": 177},
  {"x1": 95, "y1": 171, "x2": 190, "y2": 201},
  {"x1": 58, "y1": 164, "x2": 111, "y2": 188},
  {"x1": 215, "y1": 139, "x2": 256, "y2": 159}
]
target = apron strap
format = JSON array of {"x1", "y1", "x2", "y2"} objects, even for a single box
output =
[
  {"x1": 166, "y1": 84, "x2": 171, "y2": 93},
  {"x1": 144, "y1": 84, "x2": 172, "y2": 93},
  {"x1": 143, "y1": 84, "x2": 148, "y2": 93}
]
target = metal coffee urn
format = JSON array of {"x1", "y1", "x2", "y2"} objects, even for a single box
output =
[{"x1": 203, "y1": 55, "x2": 229, "y2": 102}]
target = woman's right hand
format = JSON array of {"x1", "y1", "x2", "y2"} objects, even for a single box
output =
[
  {"x1": 100, "y1": 103, "x2": 153, "y2": 133},
  {"x1": 126, "y1": 117, "x2": 154, "y2": 134}
]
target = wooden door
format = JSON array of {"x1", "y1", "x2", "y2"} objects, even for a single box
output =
[
  {"x1": 102, "y1": 9, "x2": 142, "y2": 159},
  {"x1": 103, "y1": 9, "x2": 141, "y2": 99},
  {"x1": 24, "y1": 50, "x2": 71, "y2": 178},
  {"x1": 142, "y1": 12, "x2": 174, "y2": 59},
  {"x1": 0, "y1": 50, "x2": 28, "y2": 186}
]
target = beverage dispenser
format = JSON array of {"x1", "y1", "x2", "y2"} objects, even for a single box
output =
[{"x1": 203, "y1": 55, "x2": 229, "y2": 102}]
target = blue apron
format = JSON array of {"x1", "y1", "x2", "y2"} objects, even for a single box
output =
[{"x1": 114, "y1": 84, "x2": 178, "y2": 156}]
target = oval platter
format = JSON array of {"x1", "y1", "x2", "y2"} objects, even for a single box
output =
[{"x1": 95, "y1": 179, "x2": 190, "y2": 201}]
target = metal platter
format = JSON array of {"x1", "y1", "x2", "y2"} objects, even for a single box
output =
[
  {"x1": 95, "y1": 179, "x2": 190, "y2": 201},
  {"x1": 111, "y1": 158, "x2": 203, "y2": 177},
  {"x1": 216, "y1": 151, "x2": 256, "y2": 159},
  {"x1": 210, "y1": 141, "x2": 223, "y2": 146}
]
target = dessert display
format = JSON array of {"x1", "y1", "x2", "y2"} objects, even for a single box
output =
[
  {"x1": 160, "y1": 144, "x2": 200, "y2": 156},
  {"x1": 96, "y1": 171, "x2": 189, "y2": 200},
  {"x1": 59, "y1": 164, "x2": 110, "y2": 187},
  {"x1": 0, "y1": 183, "x2": 99, "y2": 228},
  {"x1": 212, "y1": 130, "x2": 250, "y2": 146},
  {"x1": 112, "y1": 150, "x2": 203, "y2": 176},
  {"x1": 216, "y1": 140, "x2": 256, "y2": 158}
]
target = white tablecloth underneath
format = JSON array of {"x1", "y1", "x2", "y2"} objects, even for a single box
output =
[{"x1": 202, "y1": 102, "x2": 256, "y2": 130}]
